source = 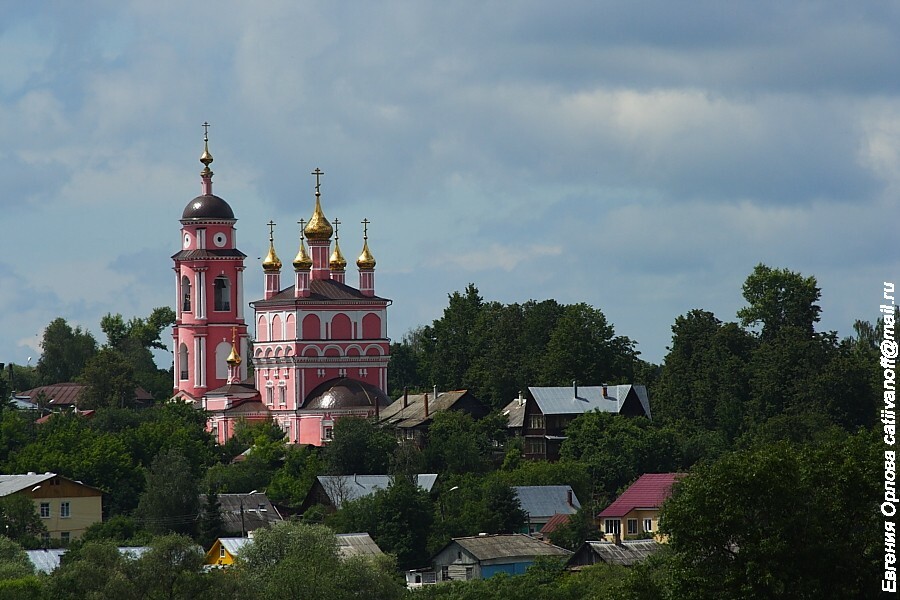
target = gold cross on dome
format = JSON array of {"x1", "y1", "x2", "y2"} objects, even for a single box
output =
[
  {"x1": 202, "y1": 121, "x2": 210, "y2": 142},
  {"x1": 333, "y1": 217, "x2": 341, "y2": 239},
  {"x1": 361, "y1": 218, "x2": 370, "y2": 239},
  {"x1": 311, "y1": 168, "x2": 324, "y2": 194},
  {"x1": 267, "y1": 220, "x2": 276, "y2": 241},
  {"x1": 298, "y1": 218, "x2": 306, "y2": 240}
]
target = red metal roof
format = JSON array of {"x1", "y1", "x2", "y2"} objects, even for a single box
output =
[
  {"x1": 540, "y1": 512, "x2": 572, "y2": 535},
  {"x1": 597, "y1": 473, "x2": 682, "y2": 518}
]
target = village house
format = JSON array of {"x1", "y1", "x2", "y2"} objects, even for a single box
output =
[
  {"x1": 597, "y1": 473, "x2": 681, "y2": 542},
  {"x1": 379, "y1": 388, "x2": 489, "y2": 446},
  {"x1": 299, "y1": 474, "x2": 439, "y2": 512},
  {"x1": 513, "y1": 485, "x2": 581, "y2": 534},
  {"x1": 417, "y1": 534, "x2": 571, "y2": 585},
  {"x1": 0, "y1": 473, "x2": 102, "y2": 544},
  {"x1": 502, "y1": 383, "x2": 651, "y2": 460}
]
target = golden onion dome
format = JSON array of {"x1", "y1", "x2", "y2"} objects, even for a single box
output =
[
  {"x1": 226, "y1": 343, "x2": 242, "y2": 366},
  {"x1": 357, "y1": 239, "x2": 376, "y2": 270},
  {"x1": 262, "y1": 240, "x2": 282, "y2": 272},
  {"x1": 304, "y1": 194, "x2": 333, "y2": 240},
  {"x1": 330, "y1": 240, "x2": 347, "y2": 271},
  {"x1": 293, "y1": 239, "x2": 312, "y2": 271}
]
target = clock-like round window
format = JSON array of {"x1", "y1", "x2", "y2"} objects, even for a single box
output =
[
  {"x1": 213, "y1": 232, "x2": 227, "y2": 248},
  {"x1": 183, "y1": 233, "x2": 191, "y2": 249}
]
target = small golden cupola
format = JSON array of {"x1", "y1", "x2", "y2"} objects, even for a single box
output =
[
  {"x1": 293, "y1": 218, "x2": 313, "y2": 271},
  {"x1": 226, "y1": 330, "x2": 242, "y2": 366},
  {"x1": 304, "y1": 167, "x2": 333, "y2": 241},
  {"x1": 329, "y1": 218, "x2": 347, "y2": 272},
  {"x1": 200, "y1": 123, "x2": 214, "y2": 177},
  {"x1": 262, "y1": 220, "x2": 282, "y2": 272},
  {"x1": 357, "y1": 218, "x2": 376, "y2": 269}
]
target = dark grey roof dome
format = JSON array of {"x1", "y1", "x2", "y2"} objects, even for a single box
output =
[
  {"x1": 182, "y1": 194, "x2": 235, "y2": 220},
  {"x1": 302, "y1": 377, "x2": 390, "y2": 410}
]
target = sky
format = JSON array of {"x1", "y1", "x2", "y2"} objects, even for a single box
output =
[{"x1": 1, "y1": 1, "x2": 898, "y2": 371}]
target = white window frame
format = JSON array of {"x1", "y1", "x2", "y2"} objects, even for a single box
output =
[
  {"x1": 60, "y1": 502, "x2": 70, "y2": 518},
  {"x1": 39, "y1": 502, "x2": 50, "y2": 518},
  {"x1": 604, "y1": 519, "x2": 620, "y2": 535},
  {"x1": 644, "y1": 518, "x2": 653, "y2": 532}
]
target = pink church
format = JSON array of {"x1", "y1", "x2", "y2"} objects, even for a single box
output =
[{"x1": 173, "y1": 130, "x2": 391, "y2": 446}]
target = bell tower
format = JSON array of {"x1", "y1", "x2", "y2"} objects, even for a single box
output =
[{"x1": 172, "y1": 124, "x2": 248, "y2": 400}]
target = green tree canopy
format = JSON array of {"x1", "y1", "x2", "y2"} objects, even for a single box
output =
[
  {"x1": 136, "y1": 448, "x2": 200, "y2": 536},
  {"x1": 35, "y1": 318, "x2": 97, "y2": 385},
  {"x1": 737, "y1": 263, "x2": 822, "y2": 339}
]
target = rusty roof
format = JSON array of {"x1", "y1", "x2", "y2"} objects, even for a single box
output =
[{"x1": 380, "y1": 390, "x2": 472, "y2": 428}]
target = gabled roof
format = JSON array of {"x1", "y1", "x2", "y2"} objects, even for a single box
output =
[
  {"x1": 528, "y1": 385, "x2": 651, "y2": 418},
  {"x1": 380, "y1": 390, "x2": 481, "y2": 428},
  {"x1": 220, "y1": 537, "x2": 252, "y2": 556},
  {"x1": 448, "y1": 534, "x2": 571, "y2": 561},
  {"x1": 0, "y1": 473, "x2": 102, "y2": 496},
  {"x1": 513, "y1": 486, "x2": 580, "y2": 520},
  {"x1": 200, "y1": 492, "x2": 283, "y2": 534},
  {"x1": 336, "y1": 533, "x2": 383, "y2": 558},
  {"x1": 597, "y1": 473, "x2": 682, "y2": 518},
  {"x1": 18, "y1": 383, "x2": 153, "y2": 406},
  {"x1": 26, "y1": 549, "x2": 65, "y2": 574},
  {"x1": 315, "y1": 474, "x2": 438, "y2": 509},
  {"x1": 501, "y1": 396, "x2": 527, "y2": 428},
  {"x1": 540, "y1": 513, "x2": 572, "y2": 535},
  {"x1": 569, "y1": 540, "x2": 660, "y2": 567}
]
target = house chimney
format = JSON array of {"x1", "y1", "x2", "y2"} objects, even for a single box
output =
[
  {"x1": 602, "y1": 384, "x2": 608, "y2": 398},
  {"x1": 566, "y1": 489, "x2": 574, "y2": 507},
  {"x1": 403, "y1": 387, "x2": 408, "y2": 409},
  {"x1": 424, "y1": 393, "x2": 429, "y2": 418},
  {"x1": 517, "y1": 390, "x2": 524, "y2": 407},
  {"x1": 614, "y1": 530, "x2": 621, "y2": 546},
  {"x1": 573, "y1": 380, "x2": 578, "y2": 399},
  {"x1": 433, "y1": 384, "x2": 438, "y2": 401}
]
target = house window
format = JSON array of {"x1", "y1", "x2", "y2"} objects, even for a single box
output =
[
  {"x1": 404, "y1": 429, "x2": 416, "y2": 440},
  {"x1": 40, "y1": 502, "x2": 50, "y2": 518},
  {"x1": 465, "y1": 566, "x2": 474, "y2": 580},
  {"x1": 627, "y1": 519, "x2": 638, "y2": 535},
  {"x1": 220, "y1": 546, "x2": 226, "y2": 558},
  {"x1": 60, "y1": 502, "x2": 70, "y2": 518},
  {"x1": 528, "y1": 414, "x2": 544, "y2": 429},
  {"x1": 644, "y1": 518, "x2": 653, "y2": 533},
  {"x1": 60, "y1": 532, "x2": 70, "y2": 545},
  {"x1": 441, "y1": 566, "x2": 449, "y2": 581},
  {"x1": 525, "y1": 437, "x2": 546, "y2": 456},
  {"x1": 323, "y1": 427, "x2": 333, "y2": 440},
  {"x1": 604, "y1": 519, "x2": 620, "y2": 535},
  {"x1": 266, "y1": 386, "x2": 274, "y2": 406},
  {"x1": 213, "y1": 276, "x2": 231, "y2": 311},
  {"x1": 279, "y1": 385, "x2": 286, "y2": 405}
]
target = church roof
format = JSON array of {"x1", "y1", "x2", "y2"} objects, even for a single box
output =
[
  {"x1": 253, "y1": 278, "x2": 388, "y2": 305},
  {"x1": 302, "y1": 377, "x2": 390, "y2": 410},
  {"x1": 171, "y1": 248, "x2": 247, "y2": 260},
  {"x1": 181, "y1": 194, "x2": 235, "y2": 221}
]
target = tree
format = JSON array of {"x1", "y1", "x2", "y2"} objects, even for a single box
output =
[
  {"x1": 654, "y1": 310, "x2": 755, "y2": 437},
  {"x1": 0, "y1": 535, "x2": 34, "y2": 580},
  {"x1": 235, "y1": 522, "x2": 405, "y2": 600},
  {"x1": 35, "y1": 318, "x2": 97, "y2": 385},
  {"x1": 427, "y1": 284, "x2": 484, "y2": 389},
  {"x1": 541, "y1": 303, "x2": 638, "y2": 386},
  {"x1": 423, "y1": 411, "x2": 491, "y2": 475},
  {"x1": 547, "y1": 504, "x2": 602, "y2": 551},
  {"x1": 661, "y1": 430, "x2": 881, "y2": 599},
  {"x1": 100, "y1": 307, "x2": 175, "y2": 399},
  {"x1": 136, "y1": 449, "x2": 199, "y2": 535},
  {"x1": 331, "y1": 477, "x2": 434, "y2": 570},
  {"x1": 737, "y1": 264, "x2": 821, "y2": 339},
  {"x1": 322, "y1": 417, "x2": 395, "y2": 475},
  {"x1": 197, "y1": 487, "x2": 225, "y2": 549},
  {"x1": 77, "y1": 348, "x2": 138, "y2": 409},
  {"x1": 0, "y1": 494, "x2": 47, "y2": 547}
]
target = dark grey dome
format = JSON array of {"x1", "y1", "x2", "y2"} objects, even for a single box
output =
[
  {"x1": 182, "y1": 194, "x2": 235, "y2": 220},
  {"x1": 302, "y1": 377, "x2": 390, "y2": 410}
]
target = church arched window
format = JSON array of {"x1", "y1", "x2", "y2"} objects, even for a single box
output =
[
  {"x1": 179, "y1": 343, "x2": 189, "y2": 380},
  {"x1": 213, "y1": 276, "x2": 231, "y2": 311},
  {"x1": 181, "y1": 276, "x2": 192, "y2": 312}
]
